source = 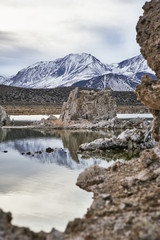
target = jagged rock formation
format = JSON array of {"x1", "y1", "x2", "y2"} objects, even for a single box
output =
[
  {"x1": 136, "y1": 75, "x2": 160, "y2": 141},
  {"x1": 0, "y1": 209, "x2": 47, "y2": 240},
  {"x1": 0, "y1": 106, "x2": 9, "y2": 126},
  {"x1": 60, "y1": 87, "x2": 116, "y2": 122},
  {"x1": 136, "y1": 0, "x2": 160, "y2": 142},
  {"x1": 136, "y1": 0, "x2": 160, "y2": 78},
  {"x1": 73, "y1": 147, "x2": 160, "y2": 240},
  {"x1": 79, "y1": 127, "x2": 155, "y2": 152}
]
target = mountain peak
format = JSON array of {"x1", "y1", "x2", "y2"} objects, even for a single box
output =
[
  {"x1": 0, "y1": 53, "x2": 155, "y2": 91},
  {"x1": 2, "y1": 53, "x2": 107, "y2": 89},
  {"x1": 111, "y1": 54, "x2": 154, "y2": 76}
]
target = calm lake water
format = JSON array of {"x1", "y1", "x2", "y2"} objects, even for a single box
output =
[{"x1": 0, "y1": 128, "x2": 122, "y2": 233}]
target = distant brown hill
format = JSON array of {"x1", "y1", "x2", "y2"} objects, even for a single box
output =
[{"x1": 0, "y1": 85, "x2": 147, "y2": 115}]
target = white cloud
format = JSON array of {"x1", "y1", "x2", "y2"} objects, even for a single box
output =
[{"x1": 0, "y1": 0, "x2": 146, "y2": 75}]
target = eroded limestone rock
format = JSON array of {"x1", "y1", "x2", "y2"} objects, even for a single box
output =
[
  {"x1": 135, "y1": 75, "x2": 160, "y2": 141},
  {"x1": 76, "y1": 165, "x2": 107, "y2": 192},
  {"x1": 136, "y1": 0, "x2": 160, "y2": 142},
  {"x1": 79, "y1": 127, "x2": 155, "y2": 152},
  {"x1": 136, "y1": 0, "x2": 160, "y2": 78},
  {"x1": 0, "y1": 106, "x2": 9, "y2": 126},
  {"x1": 0, "y1": 209, "x2": 47, "y2": 240},
  {"x1": 136, "y1": 75, "x2": 160, "y2": 110},
  {"x1": 65, "y1": 145, "x2": 160, "y2": 240},
  {"x1": 60, "y1": 87, "x2": 116, "y2": 122}
]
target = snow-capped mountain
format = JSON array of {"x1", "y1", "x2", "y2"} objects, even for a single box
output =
[
  {"x1": 0, "y1": 75, "x2": 8, "y2": 84},
  {"x1": 2, "y1": 53, "x2": 108, "y2": 89},
  {"x1": 109, "y1": 54, "x2": 153, "y2": 76},
  {"x1": 73, "y1": 71, "x2": 155, "y2": 91},
  {"x1": 73, "y1": 73, "x2": 134, "y2": 91},
  {"x1": 0, "y1": 53, "x2": 155, "y2": 91},
  {"x1": 73, "y1": 55, "x2": 155, "y2": 91}
]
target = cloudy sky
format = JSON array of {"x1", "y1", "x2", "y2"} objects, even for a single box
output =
[{"x1": 0, "y1": 0, "x2": 146, "y2": 75}]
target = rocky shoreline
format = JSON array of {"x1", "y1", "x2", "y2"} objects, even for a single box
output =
[{"x1": 79, "y1": 127, "x2": 155, "y2": 153}]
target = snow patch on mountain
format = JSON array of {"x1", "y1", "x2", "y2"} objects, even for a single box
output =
[
  {"x1": 73, "y1": 74, "x2": 134, "y2": 91},
  {"x1": 2, "y1": 53, "x2": 108, "y2": 89},
  {"x1": 0, "y1": 75, "x2": 9, "y2": 84},
  {"x1": 72, "y1": 54, "x2": 155, "y2": 91},
  {"x1": 0, "y1": 53, "x2": 155, "y2": 91},
  {"x1": 109, "y1": 54, "x2": 154, "y2": 76}
]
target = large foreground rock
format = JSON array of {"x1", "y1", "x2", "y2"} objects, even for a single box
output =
[
  {"x1": 136, "y1": 0, "x2": 160, "y2": 142},
  {"x1": 136, "y1": 0, "x2": 160, "y2": 78},
  {"x1": 72, "y1": 146, "x2": 160, "y2": 240},
  {"x1": 0, "y1": 209, "x2": 47, "y2": 240},
  {"x1": 136, "y1": 75, "x2": 160, "y2": 141}
]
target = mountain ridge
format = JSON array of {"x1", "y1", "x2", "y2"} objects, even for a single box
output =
[{"x1": 0, "y1": 53, "x2": 155, "y2": 91}]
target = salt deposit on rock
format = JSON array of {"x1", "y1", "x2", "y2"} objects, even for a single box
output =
[{"x1": 79, "y1": 127, "x2": 155, "y2": 152}]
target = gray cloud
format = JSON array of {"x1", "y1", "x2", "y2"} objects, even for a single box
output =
[
  {"x1": 0, "y1": 31, "x2": 41, "y2": 59},
  {"x1": 0, "y1": 31, "x2": 13, "y2": 42},
  {"x1": 80, "y1": 25, "x2": 125, "y2": 46},
  {"x1": 0, "y1": 0, "x2": 146, "y2": 75},
  {"x1": 0, "y1": 33, "x2": 44, "y2": 75},
  {"x1": 116, "y1": 0, "x2": 144, "y2": 3}
]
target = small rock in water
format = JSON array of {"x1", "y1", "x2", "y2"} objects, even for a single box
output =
[
  {"x1": 46, "y1": 147, "x2": 54, "y2": 153},
  {"x1": 26, "y1": 152, "x2": 31, "y2": 155},
  {"x1": 35, "y1": 151, "x2": 42, "y2": 154},
  {"x1": 3, "y1": 150, "x2": 8, "y2": 153}
]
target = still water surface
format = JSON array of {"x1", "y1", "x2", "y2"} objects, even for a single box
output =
[{"x1": 0, "y1": 128, "x2": 118, "y2": 232}]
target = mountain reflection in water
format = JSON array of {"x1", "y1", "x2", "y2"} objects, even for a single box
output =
[
  {"x1": 0, "y1": 128, "x2": 118, "y2": 232},
  {"x1": 0, "y1": 128, "x2": 116, "y2": 168}
]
